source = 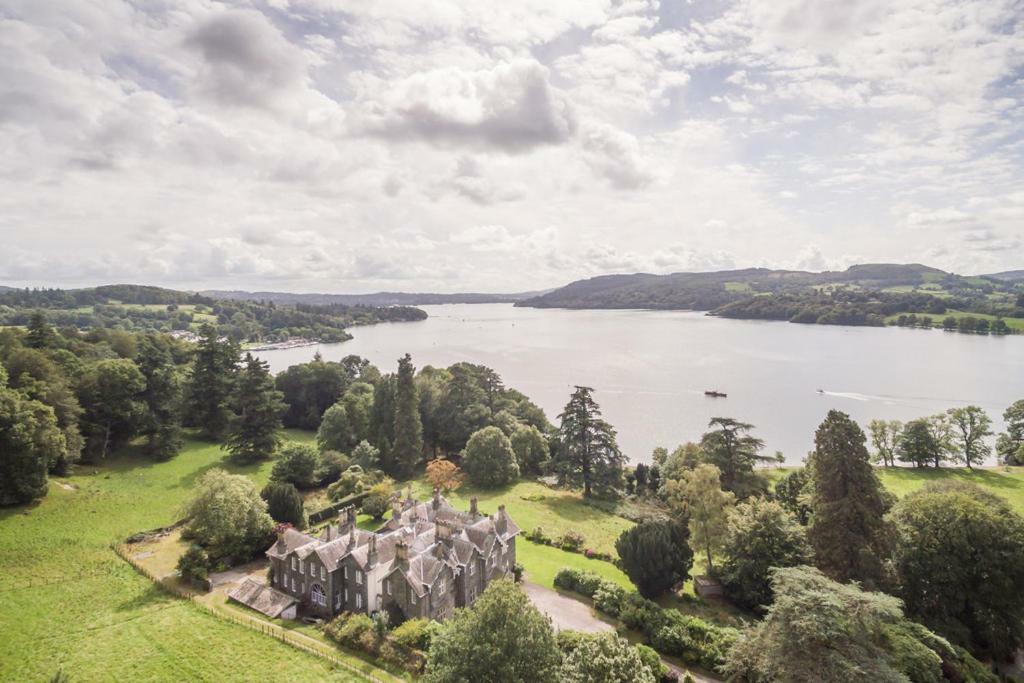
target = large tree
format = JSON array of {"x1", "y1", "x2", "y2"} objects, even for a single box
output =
[
  {"x1": 555, "y1": 386, "x2": 625, "y2": 498},
  {"x1": 425, "y1": 580, "x2": 560, "y2": 683},
  {"x1": 182, "y1": 468, "x2": 274, "y2": 563},
  {"x1": 897, "y1": 418, "x2": 939, "y2": 468},
  {"x1": 718, "y1": 498, "x2": 811, "y2": 611},
  {"x1": 663, "y1": 463, "x2": 734, "y2": 573},
  {"x1": 773, "y1": 467, "x2": 811, "y2": 525},
  {"x1": 76, "y1": 358, "x2": 146, "y2": 462},
  {"x1": 614, "y1": 519, "x2": 693, "y2": 598},
  {"x1": 274, "y1": 354, "x2": 353, "y2": 429},
  {"x1": 723, "y1": 566, "x2": 995, "y2": 683},
  {"x1": 270, "y1": 442, "x2": 320, "y2": 489},
  {"x1": 946, "y1": 406, "x2": 992, "y2": 469},
  {"x1": 891, "y1": 482, "x2": 1024, "y2": 660},
  {"x1": 996, "y1": 399, "x2": 1024, "y2": 465},
  {"x1": 368, "y1": 374, "x2": 396, "y2": 459},
  {"x1": 509, "y1": 424, "x2": 549, "y2": 475},
  {"x1": 558, "y1": 632, "x2": 657, "y2": 683},
  {"x1": 461, "y1": 426, "x2": 519, "y2": 488},
  {"x1": 185, "y1": 324, "x2": 239, "y2": 440},
  {"x1": 261, "y1": 481, "x2": 306, "y2": 529},
  {"x1": 436, "y1": 363, "x2": 490, "y2": 454},
  {"x1": 224, "y1": 354, "x2": 284, "y2": 463},
  {"x1": 26, "y1": 310, "x2": 55, "y2": 349},
  {"x1": 699, "y1": 417, "x2": 769, "y2": 498},
  {"x1": 316, "y1": 382, "x2": 374, "y2": 453},
  {"x1": 807, "y1": 410, "x2": 891, "y2": 589},
  {"x1": 0, "y1": 379, "x2": 66, "y2": 505},
  {"x1": 136, "y1": 334, "x2": 183, "y2": 461},
  {"x1": 389, "y1": 354, "x2": 423, "y2": 479},
  {"x1": 868, "y1": 419, "x2": 902, "y2": 467}
]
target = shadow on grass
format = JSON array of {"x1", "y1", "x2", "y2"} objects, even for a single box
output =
[{"x1": 114, "y1": 582, "x2": 177, "y2": 613}]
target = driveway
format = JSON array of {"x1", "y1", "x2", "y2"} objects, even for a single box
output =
[{"x1": 523, "y1": 582, "x2": 722, "y2": 683}]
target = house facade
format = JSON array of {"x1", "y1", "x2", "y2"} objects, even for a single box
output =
[{"x1": 263, "y1": 490, "x2": 519, "y2": 623}]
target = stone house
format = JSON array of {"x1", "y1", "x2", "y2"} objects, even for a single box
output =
[{"x1": 262, "y1": 490, "x2": 519, "y2": 623}]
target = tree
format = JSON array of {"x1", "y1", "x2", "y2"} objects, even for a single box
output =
[
  {"x1": 185, "y1": 324, "x2": 239, "y2": 440},
  {"x1": 177, "y1": 545, "x2": 210, "y2": 584},
  {"x1": 558, "y1": 632, "x2": 657, "y2": 683},
  {"x1": 659, "y1": 442, "x2": 704, "y2": 484},
  {"x1": 946, "y1": 406, "x2": 992, "y2": 469},
  {"x1": 633, "y1": 462, "x2": 649, "y2": 495},
  {"x1": 389, "y1": 354, "x2": 423, "y2": 479},
  {"x1": 368, "y1": 374, "x2": 396, "y2": 459},
  {"x1": 614, "y1": 519, "x2": 693, "y2": 598},
  {"x1": 182, "y1": 469, "x2": 274, "y2": 563},
  {"x1": 436, "y1": 363, "x2": 490, "y2": 454},
  {"x1": 270, "y1": 442, "x2": 319, "y2": 489},
  {"x1": 425, "y1": 580, "x2": 560, "y2": 683},
  {"x1": 261, "y1": 481, "x2": 306, "y2": 528},
  {"x1": 461, "y1": 426, "x2": 519, "y2": 488},
  {"x1": 351, "y1": 439, "x2": 380, "y2": 470},
  {"x1": 699, "y1": 418, "x2": 769, "y2": 498},
  {"x1": 136, "y1": 334, "x2": 183, "y2": 461},
  {"x1": 509, "y1": 424, "x2": 549, "y2": 475},
  {"x1": 719, "y1": 498, "x2": 811, "y2": 611},
  {"x1": 723, "y1": 566, "x2": 992, "y2": 683},
  {"x1": 0, "y1": 383, "x2": 65, "y2": 505},
  {"x1": 77, "y1": 358, "x2": 146, "y2": 462},
  {"x1": 868, "y1": 419, "x2": 902, "y2": 467},
  {"x1": 275, "y1": 355, "x2": 350, "y2": 429},
  {"x1": 316, "y1": 382, "x2": 374, "y2": 453},
  {"x1": 555, "y1": 386, "x2": 625, "y2": 498},
  {"x1": 897, "y1": 418, "x2": 938, "y2": 468},
  {"x1": 891, "y1": 482, "x2": 1024, "y2": 660},
  {"x1": 807, "y1": 410, "x2": 891, "y2": 589},
  {"x1": 773, "y1": 467, "x2": 811, "y2": 525},
  {"x1": 224, "y1": 354, "x2": 284, "y2": 464},
  {"x1": 663, "y1": 463, "x2": 734, "y2": 573},
  {"x1": 928, "y1": 413, "x2": 957, "y2": 467},
  {"x1": 997, "y1": 399, "x2": 1024, "y2": 465},
  {"x1": 426, "y1": 458, "x2": 464, "y2": 493},
  {"x1": 361, "y1": 480, "x2": 394, "y2": 520},
  {"x1": 26, "y1": 310, "x2": 55, "y2": 349}
]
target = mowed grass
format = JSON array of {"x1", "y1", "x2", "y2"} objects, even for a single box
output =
[
  {"x1": 0, "y1": 430, "x2": 370, "y2": 682},
  {"x1": 767, "y1": 465, "x2": 1024, "y2": 513}
]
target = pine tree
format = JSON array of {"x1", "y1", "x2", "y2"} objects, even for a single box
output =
[
  {"x1": 556, "y1": 386, "x2": 625, "y2": 498},
  {"x1": 185, "y1": 325, "x2": 239, "y2": 440},
  {"x1": 224, "y1": 353, "x2": 285, "y2": 463},
  {"x1": 369, "y1": 373, "x2": 396, "y2": 462},
  {"x1": 700, "y1": 417, "x2": 770, "y2": 498},
  {"x1": 389, "y1": 354, "x2": 423, "y2": 479},
  {"x1": 136, "y1": 335, "x2": 183, "y2": 461},
  {"x1": 26, "y1": 310, "x2": 55, "y2": 349},
  {"x1": 807, "y1": 410, "x2": 892, "y2": 589}
]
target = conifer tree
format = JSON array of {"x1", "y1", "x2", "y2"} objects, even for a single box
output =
[
  {"x1": 26, "y1": 310, "x2": 55, "y2": 349},
  {"x1": 389, "y1": 353, "x2": 423, "y2": 479},
  {"x1": 555, "y1": 386, "x2": 625, "y2": 498},
  {"x1": 369, "y1": 373, "x2": 397, "y2": 462},
  {"x1": 224, "y1": 353, "x2": 284, "y2": 463},
  {"x1": 185, "y1": 325, "x2": 239, "y2": 440},
  {"x1": 807, "y1": 410, "x2": 892, "y2": 589},
  {"x1": 136, "y1": 334, "x2": 183, "y2": 461}
]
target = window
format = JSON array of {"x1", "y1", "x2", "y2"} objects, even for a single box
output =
[
  {"x1": 438, "y1": 579, "x2": 446, "y2": 593},
  {"x1": 299, "y1": 560, "x2": 304, "y2": 574},
  {"x1": 356, "y1": 593, "x2": 362, "y2": 609},
  {"x1": 468, "y1": 562, "x2": 474, "y2": 576},
  {"x1": 343, "y1": 566, "x2": 348, "y2": 579},
  {"x1": 291, "y1": 557, "x2": 296, "y2": 570},
  {"x1": 411, "y1": 591, "x2": 416, "y2": 605},
  {"x1": 385, "y1": 580, "x2": 391, "y2": 596},
  {"x1": 344, "y1": 588, "x2": 348, "y2": 604},
  {"x1": 290, "y1": 577, "x2": 296, "y2": 591},
  {"x1": 356, "y1": 570, "x2": 363, "y2": 585},
  {"x1": 311, "y1": 584, "x2": 326, "y2": 607},
  {"x1": 335, "y1": 592, "x2": 342, "y2": 609},
  {"x1": 320, "y1": 566, "x2": 326, "y2": 581}
]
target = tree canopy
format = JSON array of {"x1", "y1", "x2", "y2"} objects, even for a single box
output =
[
  {"x1": 224, "y1": 353, "x2": 284, "y2": 463},
  {"x1": 555, "y1": 386, "x2": 624, "y2": 498},
  {"x1": 461, "y1": 426, "x2": 519, "y2": 488},
  {"x1": 699, "y1": 417, "x2": 769, "y2": 498},
  {"x1": 614, "y1": 519, "x2": 693, "y2": 598},
  {"x1": 663, "y1": 463, "x2": 734, "y2": 574},
  {"x1": 182, "y1": 469, "x2": 274, "y2": 563}
]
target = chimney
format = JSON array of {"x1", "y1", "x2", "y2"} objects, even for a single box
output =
[
  {"x1": 496, "y1": 505, "x2": 508, "y2": 535},
  {"x1": 338, "y1": 505, "x2": 355, "y2": 536},
  {"x1": 391, "y1": 495, "x2": 402, "y2": 521},
  {"x1": 395, "y1": 539, "x2": 409, "y2": 568},
  {"x1": 367, "y1": 535, "x2": 378, "y2": 567},
  {"x1": 436, "y1": 519, "x2": 452, "y2": 545},
  {"x1": 348, "y1": 525, "x2": 356, "y2": 548},
  {"x1": 469, "y1": 497, "x2": 478, "y2": 517},
  {"x1": 432, "y1": 487, "x2": 441, "y2": 511}
]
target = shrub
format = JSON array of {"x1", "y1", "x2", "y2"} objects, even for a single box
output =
[
  {"x1": 593, "y1": 583, "x2": 627, "y2": 618},
  {"x1": 360, "y1": 480, "x2": 394, "y2": 520},
  {"x1": 526, "y1": 526, "x2": 550, "y2": 544},
  {"x1": 635, "y1": 644, "x2": 668, "y2": 681},
  {"x1": 260, "y1": 481, "x2": 306, "y2": 529},
  {"x1": 325, "y1": 613, "x2": 375, "y2": 650},
  {"x1": 392, "y1": 618, "x2": 433, "y2": 651},
  {"x1": 557, "y1": 530, "x2": 585, "y2": 552},
  {"x1": 315, "y1": 450, "x2": 349, "y2": 486},
  {"x1": 177, "y1": 545, "x2": 209, "y2": 584},
  {"x1": 512, "y1": 562, "x2": 524, "y2": 583},
  {"x1": 328, "y1": 465, "x2": 368, "y2": 500},
  {"x1": 270, "y1": 442, "x2": 320, "y2": 489}
]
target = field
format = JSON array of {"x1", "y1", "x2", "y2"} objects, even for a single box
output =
[
  {"x1": 883, "y1": 308, "x2": 1024, "y2": 331},
  {"x1": 0, "y1": 431, "x2": 375, "y2": 682}
]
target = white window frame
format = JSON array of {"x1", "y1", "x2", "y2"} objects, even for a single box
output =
[
  {"x1": 468, "y1": 562, "x2": 474, "y2": 576},
  {"x1": 385, "y1": 579, "x2": 391, "y2": 596},
  {"x1": 344, "y1": 588, "x2": 348, "y2": 603},
  {"x1": 356, "y1": 570, "x2": 363, "y2": 585},
  {"x1": 438, "y1": 579, "x2": 446, "y2": 593},
  {"x1": 356, "y1": 593, "x2": 362, "y2": 609},
  {"x1": 411, "y1": 590, "x2": 416, "y2": 605},
  {"x1": 343, "y1": 566, "x2": 348, "y2": 579},
  {"x1": 320, "y1": 566, "x2": 326, "y2": 581},
  {"x1": 291, "y1": 557, "x2": 297, "y2": 570},
  {"x1": 312, "y1": 584, "x2": 326, "y2": 607},
  {"x1": 299, "y1": 560, "x2": 304, "y2": 574},
  {"x1": 335, "y1": 591, "x2": 342, "y2": 609}
]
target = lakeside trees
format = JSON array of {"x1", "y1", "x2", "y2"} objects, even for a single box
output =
[
  {"x1": 997, "y1": 399, "x2": 1024, "y2": 465},
  {"x1": 554, "y1": 386, "x2": 625, "y2": 498},
  {"x1": 224, "y1": 354, "x2": 285, "y2": 463},
  {"x1": 699, "y1": 417, "x2": 770, "y2": 498}
]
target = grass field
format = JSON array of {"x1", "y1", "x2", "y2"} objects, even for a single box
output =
[
  {"x1": 883, "y1": 308, "x2": 1024, "y2": 332},
  {"x1": 0, "y1": 430, "x2": 376, "y2": 682}
]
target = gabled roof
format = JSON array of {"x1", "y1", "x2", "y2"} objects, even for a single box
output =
[
  {"x1": 228, "y1": 578, "x2": 297, "y2": 618},
  {"x1": 266, "y1": 528, "x2": 318, "y2": 560}
]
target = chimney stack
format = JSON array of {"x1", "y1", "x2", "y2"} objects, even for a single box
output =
[
  {"x1": 470, "y1": 497, "x2": 479, "y2": 517},
  {"x1": 395, "y1": 539, "x2": 409, "y2": 568},
  {"x1": 367, "y1": 535, "x2": 378, "y2": 567},
  {"x1": 496, "y1": 505, "x2": 508, "y2": 534},
  {"x1": 436, "y1": 519, "x2": 452, "y2": 545},
  {"x1": 338, "y1": 505, "x2": 355, "y2": 536},
  {"x1": 391, "y1": 494, "x2": 402, "y2": 521},
  {"x1": 432, "y1": 487, "x2": 441, "y2": 510}
]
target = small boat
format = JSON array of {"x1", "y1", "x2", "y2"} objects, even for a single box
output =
[
  {"x1": 816, "y1": 388, "x2": 824, "y2": 394},
  {"x1": 704, "y1": 390, "x2": 727, "y2": 398}
]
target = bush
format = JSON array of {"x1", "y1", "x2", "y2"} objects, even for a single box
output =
[
  {"x1": 361, "y1": 480, "x2": 394, "y2": 520},
  {"x1": 512, "y1": 562, "x2": 524, "y2": 583},
  {"x1": 391, "y1": 618, "x2": 433, "y2": 651},
  {"x1": 260, "y1": 481, "x2": 305, "y2": 529},
  {"x1": 593, "y1": 583, "x2": 628, "y2": 618},
  {"x1": 315, "y1": 450, "x2": 349, "y2": 486},
  {"x1": 177, "y1": 545, "x2": 209, "y2": 584},
  {"x1": 557, "y1": 530, "x2": 585, "y2": 552},
  {"x1": 635, "y1": 644, "x2": 669, "y2": 681},
  {"x1": 325, "y1": 613, "x2": 375, "y2": 650},
  {"x1": 328, "y1": 465, "x2": 369, "y2": 500},
  {"x1": 270, "y1": 442, "x2": 319, "y2": 489}
]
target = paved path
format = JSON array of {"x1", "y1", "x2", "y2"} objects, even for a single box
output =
[{"x1": 523, "y1": 582, "x2": 722, "y2": 683}]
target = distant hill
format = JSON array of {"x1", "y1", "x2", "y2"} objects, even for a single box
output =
[
  {"x1": 518, "y1": 263, "x2": 1023, "y2": 333},
  {"x1": 202, "y1": 289, "x2": 550, "y2": 306},
  {"x1": 982, "y1": 270, "x2": 1024, "y2": 282}
]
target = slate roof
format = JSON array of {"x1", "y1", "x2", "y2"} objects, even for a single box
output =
[{"x1": 228, "y1": 578, "x2": 297, "y2": 618}]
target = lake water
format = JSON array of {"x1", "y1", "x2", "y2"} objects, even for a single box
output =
[{"x1": 254, "y1": 304, "x2": 1024, "y2": 465}]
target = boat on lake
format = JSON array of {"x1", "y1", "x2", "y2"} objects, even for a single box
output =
[{"x1": 704, "y1": 390, "x2": 727, "y2": 398}]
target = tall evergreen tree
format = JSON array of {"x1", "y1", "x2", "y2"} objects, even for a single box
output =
[
  {"x1": 224, "y1": 354, "x2": 284, "y2": 463},
  {"x1": 699, "y1": 417, "x2": 769, "y2": 498},
  {"x1": 26, "y1": 310, "x2": 55, "y2": 349},
  {"x1": 185, "y1": 324, "x2": 239, "y2": 440},
  {"x1": 389, "y1": 353, "x2": 423, "y2": 479},
  {"x1": 807, "y1": 410, "x2": 891, "y2": 589},
  {"x1": 555, "y1": 386, "x2": 625, "y2": 498},
  {"x1": 369, "y1": 373, "x2": 396, "y2": 462},
  {"x1": 136, "y1": 335, "x2": 183, "y2": 461}
]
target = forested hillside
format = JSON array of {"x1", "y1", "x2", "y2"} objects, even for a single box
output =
[
  {"x1": 0, "y1": 284, "x2": 426, "y2": 343},
  {"x1": 203, "y1": 289, "x2": 548, "y2": 306},
  {"x1": 518, "y1": 264, "x2": 1024, "y2": 333}
]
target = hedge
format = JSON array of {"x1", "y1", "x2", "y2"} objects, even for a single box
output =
[
  {"x1": 308, "y1": 490, "x2": 370, "y2": 525},
  {"x1": 554, "y1": 567, "x2": 738, "y2": 671}
]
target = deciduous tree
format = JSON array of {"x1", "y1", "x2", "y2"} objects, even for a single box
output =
[
  {"x1": 663, "y1": 463, "x2": 734, "y2": 573},
  {"x1": 461, "y1": 426, "x2": 519, "y2": 488},
  {"x1": 868, "y1": 419, "x2": 902, "y2": 467},
  {"x1": 77, "y1": 358, "x2": 146, "y2": 462},
  {"x1": 0, "y1": 380, "x2": 65, "y2": 505},
  {"x1": 946, "y1": 406, "x2": 992, "y2": 469},
  {"x1": 558, "y1": 632, "x2": 656, "y2": 683},
  {"x1": 183, "y1": 469, "x2": 274, "y2": 563},
  {"x1": 425, "y1": 458, "x2": 464, "y2": 492},
  {"x1": 270, "y1": 442, "x2": 319, "y2": 489},
  {"x1": 997, "y1": 399, "x2": 1024, "y2": 465},
  {"x1": 510, "y1": 424, "x2": 549, "y2": 475}
]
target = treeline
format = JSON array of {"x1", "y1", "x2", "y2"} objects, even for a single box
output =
[{"x1": 0, "y1": 285, "x2": 426, "y2": 343}]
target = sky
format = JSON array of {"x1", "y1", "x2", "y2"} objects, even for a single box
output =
[{"x1": 1, "y1": 0, "x2": 1022, "y2": 293}]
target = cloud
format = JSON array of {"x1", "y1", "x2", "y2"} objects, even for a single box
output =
[
  {"x1": 580, "y1": 123, "x2": 653, "y2": 189},
  {"x1": 359, "y1": 60, "x2": 576, "y2": 152}
]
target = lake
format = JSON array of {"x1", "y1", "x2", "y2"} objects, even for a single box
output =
[{"x1": 254, "y1": 304, "x2": 1024, "y2": 465}]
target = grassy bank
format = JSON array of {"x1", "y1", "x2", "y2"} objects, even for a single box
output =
[{"x1": 0, "y1": 431, "x2": 372, "y2": 682}]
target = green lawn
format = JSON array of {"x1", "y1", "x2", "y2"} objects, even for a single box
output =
[
  {"x1": 0, "y1": 430, "x2": 372, "y2": 682},
  {"x1": 884, "y1": 309, "x2": 1024, "y2": 331},
  {"x1": 768, "y1": 465, "x2": 1024, "y2": 513}
]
